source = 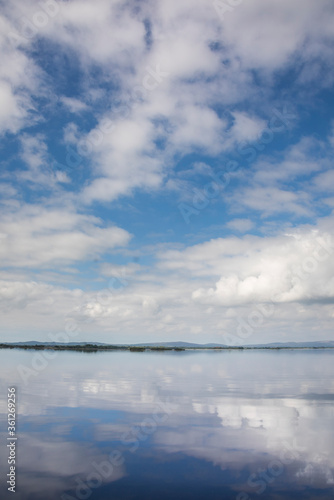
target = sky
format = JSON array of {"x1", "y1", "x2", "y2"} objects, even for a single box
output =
[{"x1": 0, "y1": 0, "x2": 334, "y2": 345}]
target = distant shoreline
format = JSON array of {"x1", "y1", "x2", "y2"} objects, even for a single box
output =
[{"x1": 1, "y1": 344, "x2": 334, "y2": 352}]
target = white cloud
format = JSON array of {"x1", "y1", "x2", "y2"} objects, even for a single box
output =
[
  {"x1": 6, "y1": 133, "x2": 71, "y2": 189},
  {"x1": 0, "y1": 204, "x2": 131, "y2": 268},
  {"x1": 60, "y1": 96, "x2": 88, "y2": 113},
  {"x1": 0, "y1": 11, "x2": 43, "y2": 134},
  {"x1": 314, "y1": 170, "x2": 334, "y2": 192},
  {"x1": 156, "y1": 224, "x2": 334, "y2": 307},
  {"x1": 219, "y1": 0, "x2": 334, "y2": 74},
  {"x1": 230, "y1": 112, "x2": 267, "y2": 143},
  {"x1": 253, "y1": 137, "x2": 328, "y2": 186},
  {"x1": 226, "y1": 135, "x2": 333, "y2": 218},
  {"x1": 190, "y1": 230, "x2": 334, "y2": 306},
  {"x1": 232, "y1": 186, "x2": 313, "y2": 217},
  {"x1": 227, "y1": 218, "x2": 254, "y2": 232}
]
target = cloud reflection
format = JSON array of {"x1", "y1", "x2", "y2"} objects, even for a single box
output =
[{"x1": 0, "y1": 350, "x2": 333, "y2": 499}]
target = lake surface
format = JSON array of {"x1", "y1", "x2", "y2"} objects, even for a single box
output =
[{"x1": 0, "y1": 349, "x2": 334, "y2": 500}]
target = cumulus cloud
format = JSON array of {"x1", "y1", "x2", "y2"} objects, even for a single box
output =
[
  {"x1": 191, "y1": 231, "x2": 334, "y2": 306},
  {"x1": 1, "y1": 220, "x2": 334, "y2": 343},
  {"x1": 157, "y1": 225, "x2": 334, "y2": 307}
]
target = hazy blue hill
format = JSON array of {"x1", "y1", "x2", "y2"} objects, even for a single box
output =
[
  {"x1": 245, "y1": 341, "x2": 334, "y2": 348},
  {"x1": 133, "y1": 341, "x2": 215, "y2": 348},
  {"x1": 134, "y1": 341, "x2": 334, "y2": 348}
]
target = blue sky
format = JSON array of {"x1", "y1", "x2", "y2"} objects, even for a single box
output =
[{"x1": 1, "y1": 0, "x2": 334, "y2": 344}]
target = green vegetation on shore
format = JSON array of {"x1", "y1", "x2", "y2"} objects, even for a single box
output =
[{"x1": 0, "y1": 343, "x2": 333, "y2": 352}]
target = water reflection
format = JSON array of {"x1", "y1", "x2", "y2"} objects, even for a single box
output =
[{"x1": 0, "y1": 350, "x2": 334, "y2": 499}]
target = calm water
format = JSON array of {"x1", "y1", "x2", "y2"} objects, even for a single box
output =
[{"x1": 0, "y1": 349, "x2": 334, "y2": 500}]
